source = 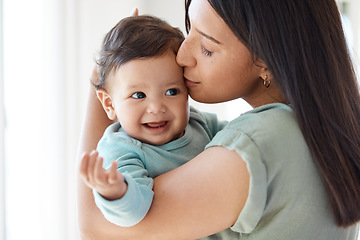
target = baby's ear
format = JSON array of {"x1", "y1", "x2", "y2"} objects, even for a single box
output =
[{"x1": 96, "y1": 89, "x2": 117, "y2": 120}]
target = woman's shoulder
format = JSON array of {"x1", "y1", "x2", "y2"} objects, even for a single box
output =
[
  {"x1": 210, "y1": 103, "x2": 298, "y2": 145},
  {"x1": 229, "y1": 103, "x2": 295, "y2": 131}
]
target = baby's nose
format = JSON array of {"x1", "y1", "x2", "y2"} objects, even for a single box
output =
[{"x1": 146, "y1": 101, "x2": 166, "y2": 114}]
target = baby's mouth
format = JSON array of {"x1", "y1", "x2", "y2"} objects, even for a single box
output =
[{"x1": 144, "y1": 121, "x2": 168, "y2": 128}]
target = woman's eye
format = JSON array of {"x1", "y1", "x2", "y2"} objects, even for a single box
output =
[
  {"x1": 165, "y1": 88, "x2": 180, "y2": 96},
  {"x1": 201, "y1": 46, "x2": 213, "y2": 57},
  {"x1": 131, "y1": 92, "x2": 146, "y2": 99}
]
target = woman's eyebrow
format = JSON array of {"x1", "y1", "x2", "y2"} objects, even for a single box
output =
[{"x1": 195, "y1": 28, "x2": 222, "y2": 44}]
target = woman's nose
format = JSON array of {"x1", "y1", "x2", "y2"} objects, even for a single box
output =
[
  {"x1": 176, "y1": 37, "x2": 196, "y2": 67},
  {"x1": 146, "y1": 101, "x2": 166, "y2": 114}
]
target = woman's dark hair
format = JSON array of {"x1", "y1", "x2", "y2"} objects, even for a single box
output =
[
  {"x1": 94, "y1": 15, "x2": 185, "y2": 89},
  {"x1": 185, "y1": 0, "x2": 360, "y2": 227}
]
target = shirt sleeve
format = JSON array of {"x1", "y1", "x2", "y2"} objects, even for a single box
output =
[
  {"x1": 93, "y1": 125, "x2": 154, "y2": 227},
  {"x1": 93, "y1": 172, "x2": 154, "y2": 227},
  {"x1": 206, "y1": 129, "x2": 267, "y2": 233}
]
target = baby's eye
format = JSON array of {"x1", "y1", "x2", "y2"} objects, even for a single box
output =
[
  {"x1": 131, "y1": 92, "x2": 146, "y2": 99},
  {"x1": 165, "y1": 88, "x2": 180, "y2": 96}
]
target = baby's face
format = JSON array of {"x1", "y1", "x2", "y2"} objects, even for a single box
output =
[{"x1": 107, "y1": 50, "x2": 189, "y2": 145}]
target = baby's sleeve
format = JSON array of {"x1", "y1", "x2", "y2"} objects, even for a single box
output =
[{"x1": 94, "y1": 126, "x2": 154, "y2": 227}]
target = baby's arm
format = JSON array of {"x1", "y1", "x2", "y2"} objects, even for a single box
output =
[
  {"x1": 80, "y1": 135, "x2": 155, "y2": 227},
  {"x1": 80, "y1": 150, "x2": 127, "y2": 201}
]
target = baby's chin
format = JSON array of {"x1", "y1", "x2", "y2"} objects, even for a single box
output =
[{"x1": 141, "y1": 131, "x2": 185, "y2": 146}]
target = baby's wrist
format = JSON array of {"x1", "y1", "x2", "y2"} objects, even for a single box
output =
[{"x1": 99, "y1": 181, "x2": 128, "y2": 201}]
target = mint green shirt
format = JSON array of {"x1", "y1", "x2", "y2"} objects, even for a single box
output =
[
  {"x1": 93, "y1": 107, "x2": 227, "y2": 227},
  {"x1": 203, "y1": 103, "x2": 358, "y2": 240}
]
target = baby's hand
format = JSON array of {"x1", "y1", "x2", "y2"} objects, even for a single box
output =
[{"x1": 80, "y1": 150, "x2": 127, "y2": 200}]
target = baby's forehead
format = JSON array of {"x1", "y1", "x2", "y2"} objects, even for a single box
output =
[{"x1": 106, "y1": 49, "x2": 183, "y2": 86}]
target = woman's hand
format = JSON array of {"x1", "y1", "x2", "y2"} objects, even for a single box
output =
[{"x1": 131, "y1": 8, "x2": 139, "y2": 17}]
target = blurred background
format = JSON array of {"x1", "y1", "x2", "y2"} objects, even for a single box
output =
[{"x1": 0, "y1": 0, "x2": 359, "y2": 239}]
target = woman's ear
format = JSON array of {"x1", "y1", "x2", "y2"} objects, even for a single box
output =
[
  {"x1": 255, "y1": 57, "x2": 271, "y2": 79},
  {"x1": 96, "y1": 89, "x2": 117, "y2": 120},
  {"x1": 255, "y1": 57, "x2": 267, "y2": 69}
]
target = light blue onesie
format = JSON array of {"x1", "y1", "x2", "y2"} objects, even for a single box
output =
[
  {"x1": 201, "y1": 103, "x2": 359, "y2": 240},
  {"x1": 93, "y1": 106, "x2": 227, "y2": 227}
]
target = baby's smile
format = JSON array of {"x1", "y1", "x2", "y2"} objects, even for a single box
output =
[{"x1": 144, "y1": 121, "x2": 169, "y2": 128}]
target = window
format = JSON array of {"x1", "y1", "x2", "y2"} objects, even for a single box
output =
[
  {"x1": 2, "y1": 0, "x2": 79, "y2": 239},
  {"x1": 0, "y1": 0, "x2": 5, "y2": 238},
  {"x1": 337, "y1": 0, "x2": 360, "y2": 78}
]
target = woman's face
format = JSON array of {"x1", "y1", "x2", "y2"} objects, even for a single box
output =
[{"x1": 176, "y1": 0, "x2": 265, "y2": 105}]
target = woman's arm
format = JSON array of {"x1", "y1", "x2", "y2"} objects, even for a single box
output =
[
  {"x1": 78, "y1": 143, "x2": 250, "y2": 239},
  {"x1": 77, "y1": 67, "x2": 115, "y2": 238}
]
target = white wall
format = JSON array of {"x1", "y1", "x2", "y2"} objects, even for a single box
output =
[
  {"x1": 0, "y1": 0, "x2": 5, "y2": 238},
  {"x1": 342, "y1": 0, "x2": 360, "y2": 76}
]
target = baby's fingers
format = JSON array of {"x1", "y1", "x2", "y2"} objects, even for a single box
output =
[
  {"x1": 79, "y1": 152, "x2": 91, "y2": 182},
  {"x1": 94, "y1": 156, "x2": 107, "y2": 184},
  {"x1": 108, "y1": 160, "x2": 120, "y2": 184},
  {"x1": 80, "y1": 151, "x2": 101, "y2": 188},
  {"x1": 86, "y1": 150, "x2": 99, "y2": 183}
]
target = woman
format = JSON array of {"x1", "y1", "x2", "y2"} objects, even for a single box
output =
[{"x1": 77, "y1": 0, "x2": 360, "y2": 239}]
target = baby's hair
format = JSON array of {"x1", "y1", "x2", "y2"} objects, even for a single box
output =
[{"x1": 93, "y1": 15, "x2": 185, "y2": 90}]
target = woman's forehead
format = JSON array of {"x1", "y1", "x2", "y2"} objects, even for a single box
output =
[{"x1": 188, "y1": 0, "x2": 240, "y2": 46}]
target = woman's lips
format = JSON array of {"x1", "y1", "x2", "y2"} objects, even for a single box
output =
[{"x1": 184, "y1": 77, "x2": 199, "y2": 88}]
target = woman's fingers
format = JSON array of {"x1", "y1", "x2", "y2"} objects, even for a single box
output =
[{"x1": 131, "y1": 8, "x2": 139, "y2": 17}]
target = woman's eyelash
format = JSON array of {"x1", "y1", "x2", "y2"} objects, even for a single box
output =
[{"x1": 201, "y1": 46, "x2": 213, "y2": 57}]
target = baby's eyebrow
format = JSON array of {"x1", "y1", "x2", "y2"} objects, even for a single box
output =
[{"x1": 196, "y1": 28, "x2": 222, "y2": 45}]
